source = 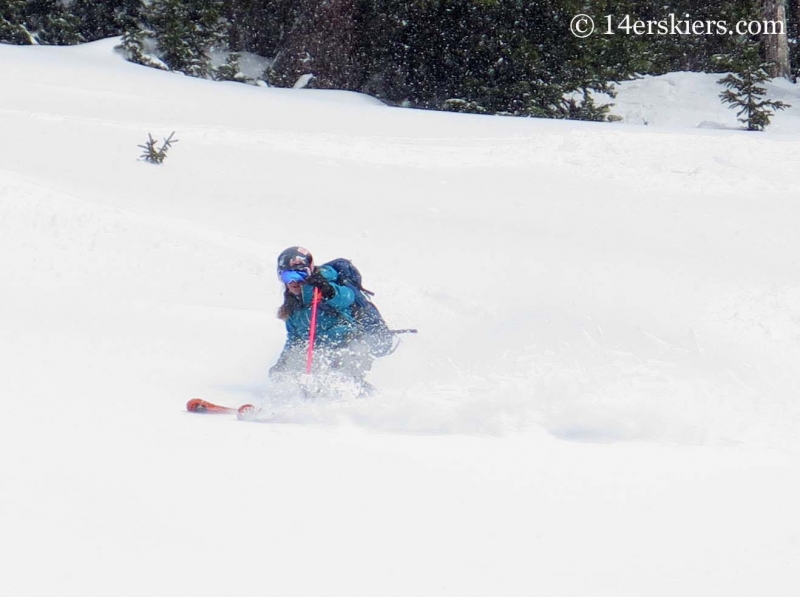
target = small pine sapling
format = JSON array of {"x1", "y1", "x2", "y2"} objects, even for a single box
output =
[
  {"x1": 718, "y1": 45, "x2": 791, "y2": 131},
  {"x1": 214, "y1": 52, "x2": 250, "y2": 83},
  {"x1": 138, "y1": 131, "x2": 178, "y2": 164},
  {"x1": 558, "y1": 89, "x2": 614, "y2": 122}
]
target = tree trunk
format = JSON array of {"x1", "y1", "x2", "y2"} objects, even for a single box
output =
[{"x1": 762, "y1": 0, "x2": 791, "y2": 78}]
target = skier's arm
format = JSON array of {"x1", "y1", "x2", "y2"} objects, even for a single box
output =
[
  {"x1": 306, "y1": 270, "x2": 355, "y2": 311},
  {"x1": 322, "y1": 281, "x2": 354, "y2": 311}
]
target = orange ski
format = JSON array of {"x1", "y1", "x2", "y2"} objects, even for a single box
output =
[
  {"x1": 186, "y1": 398, "x2": 236, "y2": 414},
  {"x1": 186, "y1": 398, "x2": 260, "y2": 419}
]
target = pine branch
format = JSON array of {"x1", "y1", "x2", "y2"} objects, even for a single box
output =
[{"x1": 138, "y1": 131, "x2": 179, "y2": 164}]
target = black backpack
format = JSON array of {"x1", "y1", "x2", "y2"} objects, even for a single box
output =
[{"x1": 322, "y1": 258, "x2": 397, "y2": 357}]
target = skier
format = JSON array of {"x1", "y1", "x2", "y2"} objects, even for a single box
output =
[{"x1": 269, "y1": 246, "x2": 374, "y2": 389}]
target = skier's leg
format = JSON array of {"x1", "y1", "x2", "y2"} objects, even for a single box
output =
[
  {"x1": 333, "y1": 339, "x2": 375, "y2": 395},
  {"x1": 269, "y1": 342, "x2": 307, "y2": 380}
]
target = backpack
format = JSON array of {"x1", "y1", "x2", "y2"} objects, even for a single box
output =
[{"x1": 322, "y1": 258, "x2": 395, "y2": 357}]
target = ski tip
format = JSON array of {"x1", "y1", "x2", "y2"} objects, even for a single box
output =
[
  {"x1": 187, "y1": 398, "x2": 235, "y2": 414},
  {"x1": 186, "y1": 398, "x2": 206, "y2": 413},
  {"x1": 237, "y1": 404, "x2": 258, "y2": 421}
]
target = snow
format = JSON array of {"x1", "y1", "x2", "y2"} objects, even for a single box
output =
[
  {"x1": 605, "y1": 71, "x2": 800, "y2": 131},
  {"x1": 1, "y1": 37, "x2": 800, "y2": 596}
]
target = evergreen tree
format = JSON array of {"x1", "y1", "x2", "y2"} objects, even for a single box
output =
[
  {"x1": 10, "y1": 0, "x2": 789, "y2": 124},
  {"x1": 24, "y1": 0, "x2": 82, "y2": 44},
  {"x1": 118, "y1": 16, "x2": 166, "y2": 70},
  {"x1": 70, "y1": 0, "x2": 143, "y2": 42},
  {"x1": 268, "y1": 0, "x2": 360, "y2": 89},
  {"x1": 147, "y1": 0, "x2": 226, "y2": 77},
  {"x1": 224, "y1": 0, "x2": 298, "y2": 57},
  {"x1": 718, "y1": 43, "x2": 791, "y2": 130},
  {"x1": 0, "y1": 0, "x2": 31, "y2": 44},
  {"x1": 214, "y1": 51, "x2": 248, "y2": 82},
  {"x1": 608, "y1": 0, "x2": 761, "y2": 74},
  {"x1": 356, "y1": 0, "x2": 620, "y2": 119},
  {"x1": 138, "y1": 131, "x2": 178, "y2": 164},
  {"x1": 115, "y1": 1, "x2": 160, "y2": 68}
]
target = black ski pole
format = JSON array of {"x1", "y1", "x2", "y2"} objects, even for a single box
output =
[{"x1": 390, "y1": 328, "x2": 418, "y2": 335}]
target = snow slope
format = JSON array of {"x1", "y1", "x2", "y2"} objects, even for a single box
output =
[{"x1": 1, "y1": 39, "x2": 799, "y2": 596}]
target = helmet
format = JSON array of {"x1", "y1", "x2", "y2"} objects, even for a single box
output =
[{"x1": 277, "y1": 246, "x2": 313, "y2": 276}]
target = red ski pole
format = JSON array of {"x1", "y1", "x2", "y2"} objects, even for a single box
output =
[{"x1": 306, "y1": 287, "x2": 321, "y2": 374}]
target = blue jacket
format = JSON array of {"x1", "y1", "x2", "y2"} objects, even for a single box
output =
[{"x1": 284, "y1": 265, "x2": 356, "y2": 348}]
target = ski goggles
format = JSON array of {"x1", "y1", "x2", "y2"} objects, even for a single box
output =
[{"x1": 279, "y1": 268, "x2": 309, "y2": 284}]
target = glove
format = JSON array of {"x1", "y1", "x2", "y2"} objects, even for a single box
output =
[{"x1": 305, "y1": 271, "x2": 336, "y2": 299}]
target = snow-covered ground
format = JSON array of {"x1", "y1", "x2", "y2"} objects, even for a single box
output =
[{"x1": 1, "y1": 38, "x2": 799, "y2": 596}]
